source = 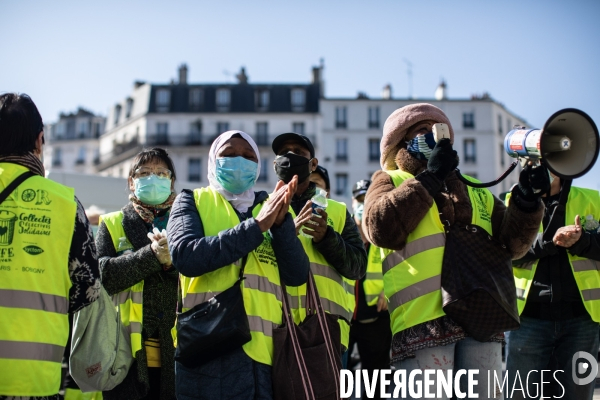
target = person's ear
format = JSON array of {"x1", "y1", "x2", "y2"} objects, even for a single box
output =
[
  {"x1": 128, "y1": 176, "x2": 135, "y2": 192},
  {"x1": 310, "y1": 158, "x2": 318, "y2": 172},
  {"x1": 34, "y1": 131, "x2": 44, "y2": 157}
]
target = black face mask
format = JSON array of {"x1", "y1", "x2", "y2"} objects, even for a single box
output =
[{"x1": 274, "y1": 152, "x2": 312, "y2": 183}]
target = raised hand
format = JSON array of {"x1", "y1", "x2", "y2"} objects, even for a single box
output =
[
  {"x1": 294, "y1": 200, "x2": 313, "y2": 236},
  {"x1": 553, "y1": 215, "x2": 582, "y2": 248},
  {"x1": 255, "y1": 184, "x2": 288, "y2": 232}
]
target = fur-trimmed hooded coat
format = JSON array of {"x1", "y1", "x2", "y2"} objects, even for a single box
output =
[{"x1": 363, "y1": 147, "x2": 545, "y2": 362}]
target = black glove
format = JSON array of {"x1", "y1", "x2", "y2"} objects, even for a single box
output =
[
  {"x1": 516, "y1": 162, "x2": 551, "y2": 202},
  {"x1": 427, "y1": 138, "x2": 459, "y2": 181}
]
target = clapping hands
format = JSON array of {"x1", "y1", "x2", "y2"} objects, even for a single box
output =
[{"x1": 148, "y1": 227, "x2": 172, "y2": 266}]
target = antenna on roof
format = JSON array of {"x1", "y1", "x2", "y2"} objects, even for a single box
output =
[{"x1": 403, "y1": 58, "x2": 413, "y2": 99}]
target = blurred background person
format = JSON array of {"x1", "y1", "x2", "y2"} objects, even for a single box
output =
[
  {"x1": 309, "y1": 165, "x2": 330, "y2": 198},
  {"x1": 0, "y1": 93, "x2": 100, "y2": 399},
  {"x1": 96, "y1": 148, "x2": 178, "y2": 400},
  {"x1": 271, "y1": 132, "x2": 366, "y2": 367},
  {"x1": 167, "y1": 130, "x2": 308, "y2": 400},
  {"x1": 363, "y1": 103, "x2": 547, "y2": 398},
  {"x1": 347, "y1": 179, "x2": 391, "y2": 400}
]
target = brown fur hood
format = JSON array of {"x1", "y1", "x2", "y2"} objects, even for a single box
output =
[{"x1": 363, "y1": 148, "x2": 544, "y2": 259}]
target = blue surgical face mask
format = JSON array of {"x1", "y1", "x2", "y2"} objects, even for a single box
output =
[
  {"x1": 353, "y1": 202, "x2": 364, "y2": 221},
  {"x1": 407, "y1": 132, "x2": 436, "y2": 160},
  {"x1": 134, "y1": 175, "x2": 172, "y2": 205},
  {"x1": 215, "y1": 156, "x2": 258, "y2": 194}
]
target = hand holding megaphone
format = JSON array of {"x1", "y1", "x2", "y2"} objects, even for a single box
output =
[{"x1": 516, "y1": 162, "x2": 551, "y2": 201}]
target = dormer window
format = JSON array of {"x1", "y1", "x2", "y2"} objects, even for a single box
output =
[
  {"x1": 125, "y1": 98, "x2": 134, "y2": 119},
  {"x1": 255, "y1": 89, "x2": 269, "y2": 111},
  {"x1": 156, "y1": 89, "x2": 171, "y2": 112},
  {"x1": 114, "y1": 105, "x2": 122, "y2": 126},
  {"x1": 291, "y1": 89, "x2": 305, "y2": 112},
  {"x1": 216, "y1": 88, "x2": 231, "y2": 112},
  {"x1": 189, "y1": 88, "x2": 203, "y2": 111}
]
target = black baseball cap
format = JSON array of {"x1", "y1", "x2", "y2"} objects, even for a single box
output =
[
  {"x1": 352, "y1": 179, "x2": 371, "y2": 199},
  {"x1": 272, "y1": 132, "x2": 315, "y2": 158},
  {"x1": 312, "y1": 165, "x2": 330, "y2": 190}
]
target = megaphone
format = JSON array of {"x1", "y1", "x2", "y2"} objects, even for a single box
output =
[
  {"x1": 453, "y1": 108, "x2": 599, "y2": 188},
  {"x1": 504, "y1": 108, "x2": 599, "y2": 180}
]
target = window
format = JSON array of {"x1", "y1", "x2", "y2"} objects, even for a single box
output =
[
  {"x1": 55, "y1": 123, "x2": 65, "y2": 139},
  {"x1": 292, "y1": 122, "x2": 305, "y2": 135},
  {"x1": 52, "y1": 148, "x2": 62, "y2": 167},
  {"x1": 156, "y1": 89, "x2": 170, "y2": 112},
  {"x1": 255, "y1": 90, "x2": 270, "y2": 111},
  {"x1": 465, "y1": 172, "x2": 478, "y2": 179},
  {"x1": 93, "y1": 122, "x2": 102, "y2": 138},
  {"x1": 78, "y1": 121, "x2": 88, "y2": 138},
  {"x1": 189, "y1": 120, "x2": 202, "y2": 145},
  {"x1": 336, "y1": 138, "x2": 348, "y2": 161},
  {"x1": 216, "y1": 122, "x2": 229, "y2": 135},
  {"x1": 75, "y1": 146, "x2": 86, "y2": 165},
  {"x1": 369, "y1": 138, "x2": 380, "y2": 162},
  {"x1": 189, "y1": 88, "x2": 203, "y2": 110},
  {"x1": 464, "y1": 139, "x2": 476, "y2": 163},
  {"x1": 156, "y1": 122, "x2": 169, "y2": 145},
  {"x1": 256, "y1": 122, "x2": 268, "y2": 146},
  {"x1": 335, "y1": 106, "x2": 347, "y2": 129},
  {"x1": 368, "y1": 106, "x2": 380, "y2": 129},
  {"x1": 335, "y1": 173, "x2": 348, "y2": 196},
  {"x1": 216, "y1": 89, "x2": 231, "y2": 111},
  {"x1": 93, "y1": 148, "x2": 100, "y2": 165},
  {"x1": 188, "y1": 158, "x2": 202, "y2": 182},
  {"x1": 497, "y1": 114, "x2": 503, "y2": 135},
  {"x1": 462, "y1": 112, "x2": 475, "y2": 129},
  {"x1": 291, "y1": 89, "x2": 305, "y2": 112},
  {"x1": 125, "y1": 98, "x2": 134, "y2": 119},
  {"x1": 507, "y1": 118, "x2": 512, "y2": 132},
  {"x1": 257, "y1": 159, "x2": 269, "y2": 182},
  {"x1": 499, "y1": 144, "x2": 505, "y2": 167},
  {"x1": 114, "y1": 105, "x2": 122, "y2": 126}
]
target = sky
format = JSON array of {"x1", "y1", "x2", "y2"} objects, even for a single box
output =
[{"x1": 1, "y1": 0, "x2": 599, "y2": 190}]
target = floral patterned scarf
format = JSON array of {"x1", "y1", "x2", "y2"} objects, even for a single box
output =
[{"x1": 129, "y1": 192, "x2": 176, "y2": 225}]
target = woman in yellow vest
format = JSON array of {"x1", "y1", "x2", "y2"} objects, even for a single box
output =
[
  {"x1": 96, "y1": 148, "x2": 178, "y2": 400},
  {"x1": 167, "y1": 130, "x2": 309, "y2": 400},
  {"x1": 363, "y1": 103, "x2": 548, "y2": 399}
]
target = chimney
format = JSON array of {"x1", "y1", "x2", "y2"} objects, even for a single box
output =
[
  {"x1": 178, "y1": 64, "x2": 188, "y2": 85},
  {"x1": 382, "y1": 84, "x2": 392, "y2": 99},
  {"x1": 312, "y1": 58, "x2": 325, "y2": 97},
  {"x1": 435, "y1": 79, "x2": 447, "y2": 100},
  {"x1": 134, "y1": 81, "x2": 146, "y2": 89},
  {"x1": 236, "y1": 67, "x2": 248, "y2": 84}
]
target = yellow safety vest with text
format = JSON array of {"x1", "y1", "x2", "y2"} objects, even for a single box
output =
[
  {"x1": 507, "y1": 188, "x2": 600, "y2": 320},
  {"x1": 381, "y1": 170, "x2": 494, "y2": 336},
  {"x1": 100, "y1": 211, "x2": 144, "y2": 357},
  {"x1": 180, "y1": 187, "x2": 283, "y2": 366},
  {"x1": 287, "y1": 199, "x2": 355, "y2": 349},
  {"x1": 364, "y1": 244, "x2": 384, "y2": 307},
  {"x1": 0, "y1": 163, "x2": 76, "y2": 396}
]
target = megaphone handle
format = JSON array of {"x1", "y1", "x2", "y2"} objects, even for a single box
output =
[{"x1": 455, "y1": 161, "x2": 519, "y2": 189}]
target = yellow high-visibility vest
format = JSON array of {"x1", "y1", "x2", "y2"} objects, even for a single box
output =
[
  {"x1": 507, "y1": 188, "x2": 600, "y2": 321},
  {"x1": 364, "y1": 244, "x2": 384, "y2": 307},
  {"x1": 180, "y1": 187, "x2": 283, "y2": 365},
  {"x1": 100, "y1": 211, "x2": 144, "y2": 357},
  {"x1": 381, "y1": 170, "x2": 494, "y2": 336},
  {"x1": 287, "y1": 199, "x2": 355, "y2": 349},
  {"x1": 0, "y1": 163, "x2": 76, "y2": 396}
]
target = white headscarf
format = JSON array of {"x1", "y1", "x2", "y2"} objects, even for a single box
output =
[{"x1": 208, "y1": 130, "x2": 261, "y2": 213}]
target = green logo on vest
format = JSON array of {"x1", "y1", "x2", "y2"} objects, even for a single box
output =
[
  {"x1": 21, "y1": 189, "x2": 36, "y2": 202},
  {"x1": 23, "y1": 245, "x2": 44, "y2": 255}
]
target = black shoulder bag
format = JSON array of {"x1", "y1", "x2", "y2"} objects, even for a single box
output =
[
  {"x1": 440, "y1": 208, "x2": 520, "y2": 342},
  {"x1": 174, "y1": 256, "x2": 251, "y2": 367}
]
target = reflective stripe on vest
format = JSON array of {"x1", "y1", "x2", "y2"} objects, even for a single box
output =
[
  {"x1": 363, "y1": 244, "x2": 384, "y2": 307},
  {"x1": 0, "y1": 163, "x2": 76, "y2": 396},
  {"x1": 100, "y1": 211, "x2": 144, "y2": 357},
  {"x1": 382, "y1": 170, "x2": 495, "y2": 336},
  {"x1": 286, "y1": 198, "x2": 354, "y2": 349},
  {"x1": 507, "y1": 188, "x2": 600, "y2": 321},
  {"x1": 183, "y1": 187, "x2": 283, "y2": 366}
]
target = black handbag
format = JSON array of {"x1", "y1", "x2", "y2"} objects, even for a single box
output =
[
  {"x1": 440, "y1": 222, "x2": 520, "y2": 342},
  {"x1": 272, "y1": 271, "x2": 342, "y2": 400},
  {"x1": 174, "y1": 258, "x2": 251, "y2": 367}
]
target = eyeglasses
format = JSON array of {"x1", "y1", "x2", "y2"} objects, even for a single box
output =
[{"x1": 134, "y1": 167, "x2": 172, "y2": 179}]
